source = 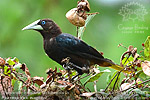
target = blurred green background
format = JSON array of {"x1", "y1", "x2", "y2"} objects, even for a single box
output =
[{"x1": 0, "y1": 0, "x2": 150, "y2": 90}]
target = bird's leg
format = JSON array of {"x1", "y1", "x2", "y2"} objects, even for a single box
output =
[
  {"x1": 62, "y1": 64, "x2": 73, "y2": 70},
  {"x1": 62, "y1": 65, "x2": 71, "y2": 81},
  {"x1": 63, "y1": 63, "x2": 82, "y2": 81},
  {"x1": 69, "y1": 64, "x2": 90, "y2": 81},
  {"x1": 61, "y1": 57, "x2": 90, "y2": 73},
  {"x1": 61, "y1": 57, "x2": 90, "y2": 81},
  {"x1": 62, "y1": 57, "x2": 73, "y2": 70}
]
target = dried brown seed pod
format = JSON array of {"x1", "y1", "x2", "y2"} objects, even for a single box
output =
[
  {"x1": 66, "y1": 8, "x2": 85, "y2": 27},
  {"x1": 78, "y1": 11, "x2": 87, "y2": 20},
  {"x1": 77, "y1": 0, "x2": 90, "y2": 12},
  {"x1": 0, "y1": 57, "x2": 5, "y2": 66}
]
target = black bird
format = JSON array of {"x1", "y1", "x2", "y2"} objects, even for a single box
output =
[{"x1": 22, "y1": 19, "x2": 129, "y2": 75}]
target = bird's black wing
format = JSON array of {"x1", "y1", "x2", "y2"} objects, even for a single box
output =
[{"x1": 55, "y1": 33, "x2": 104, "y2": 59}]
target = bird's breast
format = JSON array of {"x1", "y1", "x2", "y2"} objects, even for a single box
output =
[{"x1": 43, "y1": 38, "x2": 65, "y2": 64}]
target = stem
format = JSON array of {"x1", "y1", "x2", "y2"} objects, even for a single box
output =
[
  {"x1": 76, "y1": 27, "x2": 79, "y2": 38},
  {"x1": 109, "y1": 54, "x2": 131, "y2": 92},
  {"x1": 112, "y1": 72, "x2": 120, "y2": 91},
  {"x1": 12, "y1": 72, "x2": 37, "y2": 92},
  {"x1": 74, "y1": 72, "x2": 92, "y2": 84},
  {"x1": 94, "y1": 81, "x2": 97, "y2": 92},
  {"x1": 104, "y1": 70, "x2": 121, "y2": 92}
]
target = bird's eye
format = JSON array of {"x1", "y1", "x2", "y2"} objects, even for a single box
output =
[{"x1": 41, "y1": 21, "x2": 46, "y2": 25}]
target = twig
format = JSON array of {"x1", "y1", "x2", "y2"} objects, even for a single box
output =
[
  {"x1": 86, "y1": 12, "x2": 99, "y2": 15},
  {"x1": 112, "y1": 72, "x2": 120, "y2": 91},
  {"x1": 118, "y1": 43, "x2": 128, "y2": 49},
  {"x1": 77, "y1": 81, "x2": 87, "y2": 92},
  {"x1": 73, "y1": 72, "x2": 92, "y2": 84},
  {"x1": 104, "y1": 55, "x2": 130, "y2": 92},
  {"x1": 111, "y1": 54, "x2": 131, "y2": 92},
  {"x1": 104, "y1": 70, "x2": 122, "y2": 92},
  {"x1": 1, "y1": 76, "x2": 7, "y2": 98},
  {"x1": 87, "y1": 87, "x2": 91, "y2": 92},
  {"x1": 6, "y1": 78, "x2": 11, "y2": 99},
  {"x1": 12, "y1": 71, "x2": 37, "y2": 92},
  {"x1": 8, "y1": 65, "x2": 13, "y2": 97},
  {"x1": 120, "y1": 51, "x2": 131, "y2": 66},
  {"x1": 94, "y1": 81, "x2": 97, "y2": 92}
]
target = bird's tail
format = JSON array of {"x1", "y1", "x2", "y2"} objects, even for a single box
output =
[{"x1": 98, "y1": 58, "x2": 131, "y2": 74}]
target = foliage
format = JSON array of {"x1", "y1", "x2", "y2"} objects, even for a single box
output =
[
  {"x1": 1, "y1": 0, "x2": 150, "y2": 99},
  {"x1": 144, "y1": 36, "x2": 150, "y2": 61},
  {"x1": 0, "y1": 37, "x2": 150, "y2": 99}
]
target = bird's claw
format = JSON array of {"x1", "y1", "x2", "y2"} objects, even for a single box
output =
[{"x1": 62, "y1": 64, "x2": 73, "y2": 70}]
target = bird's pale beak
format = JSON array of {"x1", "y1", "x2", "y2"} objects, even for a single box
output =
[{"x1": 22, "y1": 19, "x2": 43, "y2": 30}]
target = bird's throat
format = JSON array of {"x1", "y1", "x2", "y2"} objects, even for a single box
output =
[{"x1": 39, "y1": 26, "x2": 62, "y2": 40}]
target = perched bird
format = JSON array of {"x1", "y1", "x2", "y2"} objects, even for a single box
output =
[{"x1": 22, "y1": 19, "x2": 129, "y2": 76}]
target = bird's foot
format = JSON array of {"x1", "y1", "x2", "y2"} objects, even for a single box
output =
[
  {"x1": 82, "y1": 66, "x2": 89, "y2": 73},
  {"x1": 62, "y1": 57, "x2": 73, "y2": 70},
  {"x1": 62, "y1": 64, "x2": 73, "y2": 70}
]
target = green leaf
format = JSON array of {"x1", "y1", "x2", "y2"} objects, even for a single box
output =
[
  {"x1": 136, "y1": 66, "x2": 142, "y2": 71},
  {"x1": 0, "y1": 66, "x2": 4, "y2": 68},
  {"x1": 7, "y1": 69, "x2": 11, "y2": 74},
  {"x1": 138, "y1": 56, "x2": 144, "y2": 61},
  {"x1": 7, "y1": 58, "x2": 15, "y2": 65},
  {"x1": 133, "y1": 88, "x2": 150, "y2": 97},
  {"x1": 135, "y1": 70, "x2": 143, "y2": 80},
  {"x1": 78, "y1": 13, "x2": 98, "y2": 39},
  {"x1": 106, "y1": 74, "x2": 111, "y2": 85},
  {"x1": 84, "y1": 69, "x2": 111, "y2": 85},
  {"x1": 70, "y1": 71, "x2": 77, "y2": 77},
  {"x1": 139, "y1": 71, "x2": 149, "y2": 80},
  {"x1": 4, "y1": 65, "x2": 9, "y2": 75},
  {"x1": 122, "y1": 57, "x2": 134, "y2": 65},
  {"x1": 108, "y1": 71, "x2": 121, "y2": 90},
  {"x1": 144, "y1": 36, "x2": 150, "y2": 61},
  {"x1": 11, "y1": 78, "x2": 16, "y2": 87},
  {"x1": 13, "y1": 57, "x2": 19, "y2": 63}
]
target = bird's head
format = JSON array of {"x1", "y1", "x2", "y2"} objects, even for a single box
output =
[{"x1": 22, "y1": 19, "x2": 62, "y2": 39}]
